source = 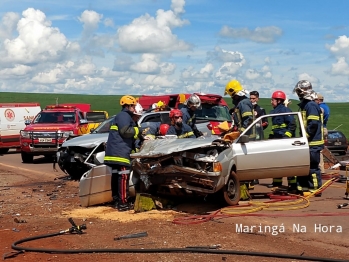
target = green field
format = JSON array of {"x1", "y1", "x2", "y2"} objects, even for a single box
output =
[{"x1": 1, "y1": 92, "x2": 348, "y2": 137}]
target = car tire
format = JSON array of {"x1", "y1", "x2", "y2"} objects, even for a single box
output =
[
  {"x1": 0, "y1": 148, "x2": 9, "y2": 154},
  {"x1": 21, "y1": 152, "x2": 33, "y2": 163},
  {"x1": 223, "y1": 171, "x2": 240, "y2": 206}
]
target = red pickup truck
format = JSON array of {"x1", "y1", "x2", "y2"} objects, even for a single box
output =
[{"x1": 20, "y1": 103, "x2": 90, "y2": 163}]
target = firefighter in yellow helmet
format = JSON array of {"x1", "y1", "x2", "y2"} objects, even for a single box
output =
[
  {"x1": 224, "y1": 80, "x2": 254, "y2": 134},
  {"x1": 104, "y1": 95, "x2": 140, "y2": 211}
]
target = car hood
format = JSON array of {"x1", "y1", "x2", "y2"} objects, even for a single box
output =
[
  {"x1": 62, "y1": 133, "x2": 108, "y2": 148},
  {"x1": 131, "y1": 136, "x2": 220, "y2": 158}
]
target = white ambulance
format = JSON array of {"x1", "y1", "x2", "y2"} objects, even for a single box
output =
[{"x1": 0, "y1": 103, "x2": 41, "y2": 154}]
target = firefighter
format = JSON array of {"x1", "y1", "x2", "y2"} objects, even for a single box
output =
[
  {"x1": 180, "y1": 94, "x2": 203, "y2": 138},
  {"x1": 140, "y1": 122, "x2": 170, "y2": 140},
  {"x1": 104, "y1": 95, "x2": 140, "y2": 211},
  {"x1": 224, "y1": 80, "x2": 254, "y2": 136},
  {"x1": 268, "y1": 90, "x2": 297, "y2": 190},
  {"x1": 166, "y1": 109, "x2": 195, "y2": 138},
  {"x1": 293, "y1": 80, "x2": 324, "y2": 196}
]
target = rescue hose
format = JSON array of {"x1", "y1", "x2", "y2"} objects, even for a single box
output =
[
  {"x1": 172, "y1": 177, "x2": 349, "y2": 225},
  {"x1": 6, "y1": 219, "x2": 348, "y2": 262}
]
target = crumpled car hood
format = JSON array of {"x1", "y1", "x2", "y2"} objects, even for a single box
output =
[
  {"x1": 62, "y1": 133, "x2": 108, "y2": 148},
  {"x1": 131, "y1": 136, "x2": 220, "y2": 158}
]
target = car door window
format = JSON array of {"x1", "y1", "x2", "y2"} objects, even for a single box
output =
[{"x1": 141, "y1": 114, "x2": 161, "y2": 123}]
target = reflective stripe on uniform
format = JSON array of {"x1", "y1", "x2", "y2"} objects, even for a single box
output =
[
  {"x1": 110, "y1": 125, "x2": 118, "y2": 130},
  {"x1": 241, "y1": 111, "x2": 252, "y2": 117},
  {"x1": 104, "y1": 156, "x2": 130, "y2": 165},
  {"x1": 273, "y1": 178, "x2": 283, "y2": 183},
  {"x1": 307, "y1": 115, "x2": 320, "y2": 121},
  {"x1": 133, "y1": 127, "x2": 139, "y2": 139},
  {"x1": 178, "y1": 131, "x2": 194, "y2": 138},
  {"x1": 311, "y1": 173, "x2": 318, "y2": 189},
  {"x1": 287, "y1": 176, "x2": 297, "y2": 184},
  {"x1": 285, "y1": 131, "x2": 292, "y2": 137},
  {"x1": 118, "y1": 169, "x2": 130, "y2": 175}
]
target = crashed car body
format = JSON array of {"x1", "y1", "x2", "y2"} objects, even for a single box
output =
[
  {"x1": 79, "y1": 111, "x2": 310, "y2": 206},
  {"x1": 57, "y1": 110, "x2": 211, "y2": 180}
]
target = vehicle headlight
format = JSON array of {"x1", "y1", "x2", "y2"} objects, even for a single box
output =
[
  {"x1": 20, "y1": 131, "x2": 30, "y2": 138},
  {"x1": 62, "y1": 131, "x2": 74, "y2": 138}
]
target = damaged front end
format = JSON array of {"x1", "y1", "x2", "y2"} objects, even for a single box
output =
[{"x1": 131, "y1": 137, "x2": 230, "y2": 197}]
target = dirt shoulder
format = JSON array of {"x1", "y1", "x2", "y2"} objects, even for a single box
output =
[{"x1": 1, "y1": 165, "x2": 349, "y2": 262}]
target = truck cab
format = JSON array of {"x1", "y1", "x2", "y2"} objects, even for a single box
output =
[
  {"x1": 19, "y1": 103, "x2": 90, "y2": 163},
  {"x1": 138, "y1": 93, "x2": 232, "y2": 134}
]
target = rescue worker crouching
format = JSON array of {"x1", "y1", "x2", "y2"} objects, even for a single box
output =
[
  {"x1": 104, "y1": 95, "x2": 141, "y2": 212},
  {"x1": 140, "y1": 122, "x2": 170, "y2": 140},
  {"x1": 180, "y1": 94, "x2": 204, "y2": 138},
  {"x1": 268, "y1": 90, "x2": 297, "y2": 190},
  {"x1": 293, "y1": 80, "x2": 324, "y2": 197},
  {"x1": 166, "y1": 109, "x2": 195, "y2": 138}
]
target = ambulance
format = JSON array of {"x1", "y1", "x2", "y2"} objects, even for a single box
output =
[{"x1": 0, "y1": 103, "x2": 41, "y2": 154}]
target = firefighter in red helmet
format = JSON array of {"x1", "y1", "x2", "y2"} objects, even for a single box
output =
[
  {"x1": 166, "y1": 109, "x2": 195, "y2": 138},
  {"x1": 268, "y1": 90, "x2": 297, "y2": 190}
]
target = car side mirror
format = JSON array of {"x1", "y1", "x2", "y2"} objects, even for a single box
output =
[
  {"x1": 24, "y1": 120, "x2": 31, "y2": 125},
  {"x1": 79, "y1": 119, "x2": 88, "y2": 125},
  {"x1": 239, "y1": 135, "x2": 249, "y2": 144}
]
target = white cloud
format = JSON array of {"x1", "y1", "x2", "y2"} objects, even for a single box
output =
[
  {"x1": 116, "y1": 1, "x2": 190, "y2": 54},
  {"x1": 331, "y1": 57, "x2": 349, "y2": 75},
  {"x1": 326, "y1": 35, "x2": 349, "y2": 59},
  {"x1": 2, "y1": 8, "x2": 80, "y2": 65},
  {"x1": 130, "y1": 54, "x2": 161, "y2": 74},
  {"x1": 0, "y1": 12, "x2": 20, "y2": 40},
  {"x1": 78, "y1": 10, "x2": 103, "y2": 37},
  {"x1": 219, "y1": 25, "x2": 283, "y2": 43}
]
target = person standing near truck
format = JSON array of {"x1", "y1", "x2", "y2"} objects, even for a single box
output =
[
  {"x1": 293, "y1": 80, "x2": 324, "y2": 196},
  {"x1": 180, "y1": 94, "x2": 203, "y2": 138},
  {"x1": 104, "y1": 95, "x2": 140, "y2": 211},
  {"x1": 268, "y1": 90, "x2": 297, "y2": 190}
]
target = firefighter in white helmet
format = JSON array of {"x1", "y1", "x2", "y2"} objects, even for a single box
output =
[
  {"x1": 180, "y1": 94, "x2": 203, "y2": 138},
  {"x1": 293, "y1": 80, "x2": 324, "y2": 196}
]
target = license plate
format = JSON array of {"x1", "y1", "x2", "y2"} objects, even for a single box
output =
[
  {"x1": 38, "y1": 138, "x2": 52, "y2": 142},
  {"x1": 334, "y1": 142, "x2": 341, "y2": 145}
]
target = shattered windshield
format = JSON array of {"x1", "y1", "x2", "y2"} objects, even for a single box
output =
[
  {"x1": 194, "y1": 104, "x2": 232, "y2": 122},
  {"x1": 33, "y1": 112, "x2": 76, "y2": 123}
]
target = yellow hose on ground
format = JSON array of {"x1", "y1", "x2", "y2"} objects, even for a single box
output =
[{"x1": 220, "y1": 178, "x2": 336, "y2": 215}]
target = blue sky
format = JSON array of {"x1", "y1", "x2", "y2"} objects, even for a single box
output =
[{"x1": 0, "y1": 0, "x2": 349, "y2": 102}]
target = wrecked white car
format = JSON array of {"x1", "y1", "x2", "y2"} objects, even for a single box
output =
[
  {"x1": 79, "y1": 112, "x2": 310, "y2": 206},
  {"x1": 131, "y1": 111, "x2": 310, "y2": 205}
]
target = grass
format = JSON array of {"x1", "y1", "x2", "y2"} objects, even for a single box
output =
[{"x1": 1, "y1": 92, "x2": 348, "y2": 137}]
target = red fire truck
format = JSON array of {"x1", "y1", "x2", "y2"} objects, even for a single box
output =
[
  {"x1": 138, "y1": 93, "x2": 232, "y2": 134},
  {"x1": 19, "y1": 103, "x2": 91, "y2": 163}
]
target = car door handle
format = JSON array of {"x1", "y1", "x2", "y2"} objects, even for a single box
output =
[{"x1": 292, "y1": 141, "x2": 306, "y2": 146}]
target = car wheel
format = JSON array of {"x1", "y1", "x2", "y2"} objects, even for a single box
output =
[
  {"x1": 21, "y1": 152, "x2": 34, "y2": 163},
  {"x1": 0, "y1": 148, "x2": 9, "y2": 154},
  {"x1": 223, "y1": 171, "x2": 240, "y2": 206}
]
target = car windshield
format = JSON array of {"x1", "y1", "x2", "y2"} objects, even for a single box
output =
[
  {"x1": 33, "y1": 112, "x2": 76, "y2": 123},
  {"x1": 92, "y1": 117, "x2": 114, "y2": 133},
  {"x1": 194, "y1": 104, "x2": 232, "y2": 122},
  {"x1": 328, "y1": 131, "x2": 345, "y2": 140}
]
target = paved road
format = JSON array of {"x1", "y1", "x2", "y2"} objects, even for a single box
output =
[{"x1": 0, "y1": 149, "x2": 67, "y2": 177}]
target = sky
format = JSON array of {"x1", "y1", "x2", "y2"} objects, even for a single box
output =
[{"x1": 1, "y1": 0, "x2": 349, "y2": 102}]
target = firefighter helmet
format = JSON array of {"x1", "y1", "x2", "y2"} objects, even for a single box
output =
[
  {"x1": 159, "y1": 124, "x2": 170, "y2": 136},
  {"x1": 224, "y1": 80, "x2": 243, "y2": 97},
  {"x1": 120, "y1": 95, "x2": 137, "y2": 106},
  {"x1": 187, "y1": 94, "x2": 201, "y2": 108},
  {"x1": 293, "y1": 80, "x2": 313, "y2": 100},
  {"x1": 134, "y1": 103, "x2": 144, "y2": 115},
  {"x1": 169, "y1": 109, "x2": 183, "y2": 118},
  {"x1": 271, "y1": 90, "x2": 286, "y2": 100}
]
